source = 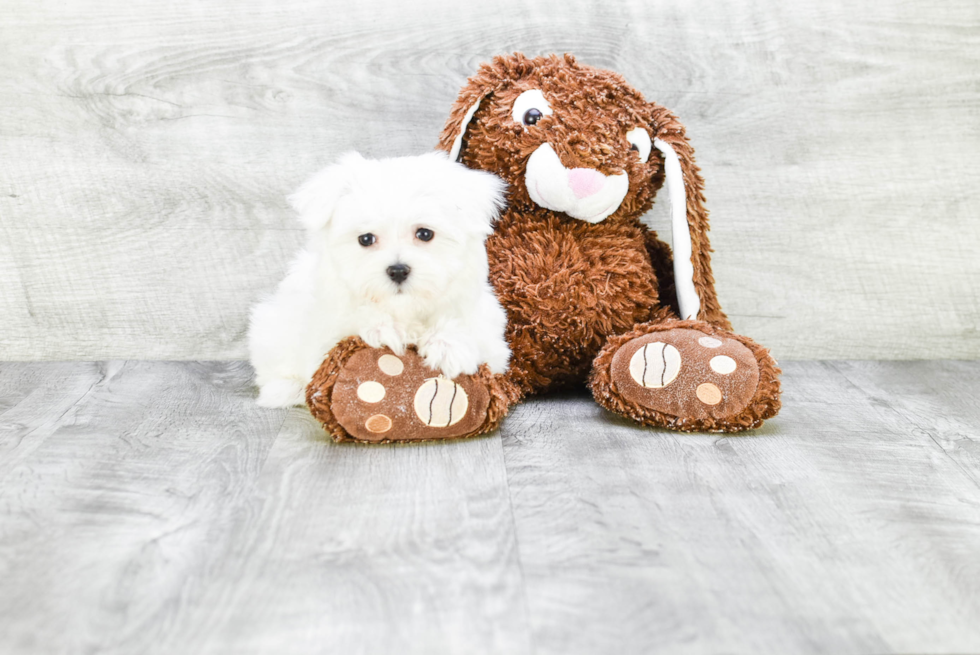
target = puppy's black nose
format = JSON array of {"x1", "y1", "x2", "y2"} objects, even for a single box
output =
[{"x1": 386, "y1": 263, "x2": 411, "y2": 284}]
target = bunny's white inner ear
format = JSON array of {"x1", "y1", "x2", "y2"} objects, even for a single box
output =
[
  {"x1": 654, "y1": 138, "x2": 701, "y2": 321},
  {"x1": 449, "y1": 95, "x2": 486, "y2": 162}
]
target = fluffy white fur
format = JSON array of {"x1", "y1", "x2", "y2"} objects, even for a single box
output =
[{"x1": 248, "y1": 151, "x2": 511, "y2": 408}]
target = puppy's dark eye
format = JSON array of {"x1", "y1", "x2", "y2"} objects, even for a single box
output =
[
  {"x1": 415, "y1": 227, "x2": 434, "y2": 242},
  {"x1": 358, "y1": 233, "x2": 376, "y2": 247},
  {"x1": 523, "y1": 108, "x2": 543, "y2": 126},
  {"x1": 630, "y1": 143, "x2": 639, "y2": 152}
]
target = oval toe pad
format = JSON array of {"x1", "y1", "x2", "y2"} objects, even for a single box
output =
[{"x1": 610, "y1": 328, "x2": 760, "y2": 421}]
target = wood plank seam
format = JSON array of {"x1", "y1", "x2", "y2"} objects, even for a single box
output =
[
  {"x1": 496, "y1": 429, "x2": 539, "y2": 655},
  {"x1": 828, "y1": 361, "x2": 980, "y2": 492}
]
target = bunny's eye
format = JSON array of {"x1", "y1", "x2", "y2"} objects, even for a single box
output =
[
  {"x1": 626, "y1": 127, "x2": 652, "y2": 163},
  {"x1": 512, "y1": 89, "x2": 553, "y2": 128},
  {"x1": 358, "y1": 233, "x2": 376, "y2": 247}
]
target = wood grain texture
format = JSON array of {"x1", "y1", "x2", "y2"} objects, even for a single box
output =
[
  {"x1": 178, "y1": 411, "x2": 531, "y2": 655},
  {"x1": 828, "y1": 360, "x2": 980, "y2": 486},
  {"x1": 0, "y1": 361, "x2": 529, "y2": 655},
  {"x1": 3, "y1": 360, "x2": 980, "y2": 653},
  {"x1": 1, "y1": 0, "x2": 979, "y2": 360},
  {"x1": 500, "y1": 362, "x2": 980, "y2": 654},
  {"x1": 2, "y1": 360, "x2": 980, "y2": 653},
  {"x1": 0, "y1": 361, "x2": 287, "y2": 654}
]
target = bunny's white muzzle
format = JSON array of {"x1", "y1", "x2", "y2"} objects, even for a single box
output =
[{"x1": 525, "y1": 143, "x2": 629, "y2": 223}]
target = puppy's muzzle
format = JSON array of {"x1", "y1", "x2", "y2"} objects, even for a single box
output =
[{"x1": 386, "y1": 263, "x2": 411, "y2": 284}]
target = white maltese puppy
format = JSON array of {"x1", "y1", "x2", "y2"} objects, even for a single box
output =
[{"x1": 248, "y1": 151, "x2": 511, "y2": 408}]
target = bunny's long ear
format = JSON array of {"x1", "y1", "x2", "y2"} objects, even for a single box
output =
[
  {"x1": 437, "y1": 83, "x2": 494, "y2": 162},
  {"x1": 444, "y1": 93, "x2": 489, "y2": 162},
  {"x1": 436, "y1": 57, "x2": 516, "y2": 160},
  {"x1": 651, "y1": 108, "x2": 732, "y2": 330}
]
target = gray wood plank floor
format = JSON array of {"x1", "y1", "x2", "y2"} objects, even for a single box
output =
[{"x1": 1, "y1": 361, "x2": 978, "y2": 654}]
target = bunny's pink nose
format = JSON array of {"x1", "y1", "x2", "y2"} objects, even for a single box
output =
[{"x1": 567, "y1": 168, "x2": 606, "y2": 199}]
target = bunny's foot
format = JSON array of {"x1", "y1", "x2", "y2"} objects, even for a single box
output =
[
  {"x1": 307, "y1": 337, "x2": 516, "y2": 443},
  {"x1": 589, "y1": 320, "x2": 781, "y2": 432}
]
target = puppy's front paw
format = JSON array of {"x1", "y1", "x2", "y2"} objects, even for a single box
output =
[
  {"x1": 419, "y1": 334, "x2": 481, "y2": 380},
  {"x1": 483, "y1": 340, "x2": 511, "y2": 375},
  {"x1": 257, "y1": 378, "x2": 306, "y2": 408},
  {"x1": 360, "y1": 323, "x2": 407, "y2": 355}
]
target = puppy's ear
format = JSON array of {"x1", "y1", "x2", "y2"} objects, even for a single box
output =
[
  {"x1": 648, "y1": 109, "x2": 731, "y2": 329},
  {"x1": 288, "y1": 151, "x2": 363, "y2": 231},
  {"x1": 453, "y1": 166, "x2": 508, "y2": 236}
]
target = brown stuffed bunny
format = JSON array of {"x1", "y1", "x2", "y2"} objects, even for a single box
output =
[{"x1": 307, "y1": 53, "x2": 780, "y2": 443}]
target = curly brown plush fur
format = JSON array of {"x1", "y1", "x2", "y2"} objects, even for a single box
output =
[
  {"x1": 434, "y1": 53, "x2": 780, "y2": 429},
  {"x1": 439, "y1": 54, "x2": 731, "y2": 330},
  {"x1": 308, "y1": 52, "x2": 780, "y2": 441}
]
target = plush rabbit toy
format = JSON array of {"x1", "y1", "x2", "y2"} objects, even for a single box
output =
[{"x1": 307, "y1": 53, "x2": 781, "y2": 442}]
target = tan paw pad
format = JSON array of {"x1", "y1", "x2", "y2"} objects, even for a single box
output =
[
  {"x1": 629, "y1": 342, "x2": 681, "y2": 388},
  {"x1": 709, "y1": 355, "x2": 737, "y2": 375},
  {"x1": 696, "y1": 383, "x2": 722, "y2": 405},
  {"x1": 414, "y1": 377, "x2": 469, "y2": 427},
  {"x1": 365, "y1": 414, "x2": 392, "y2": 433},
  {"x1": 377, "y1": 354, "x2": 404, "y2": 376},
  {"x1": 356, "y1": 381, "x2": 386, "y2": 403}
]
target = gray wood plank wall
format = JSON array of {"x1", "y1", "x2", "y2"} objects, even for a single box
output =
[{"x1": 1, "y1": 0, "x2": 978, "y2": 361}]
